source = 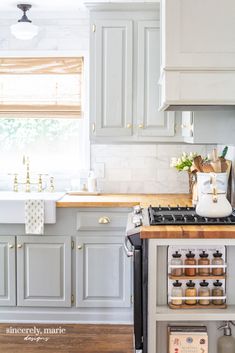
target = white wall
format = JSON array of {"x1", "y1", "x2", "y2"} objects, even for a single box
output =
[{"x1": 0, "y1": 14, "x2": 215, "y2": 194}]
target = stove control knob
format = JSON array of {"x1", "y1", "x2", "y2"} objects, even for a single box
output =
[
  {"x1": 132, "y1": 215, "x2": 142, "y2": 227},
  {"x1": 133, "y1": 205, "x2": 142, "y2": 214}
]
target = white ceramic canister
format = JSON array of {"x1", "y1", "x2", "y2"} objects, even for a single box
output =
[{"x1": 197, "y1": 172, "x2": 228, "y2": 202}]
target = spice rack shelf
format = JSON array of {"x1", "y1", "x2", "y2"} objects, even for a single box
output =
[
  {"x1": 169, "y1": 303, "x2": 227, "y2": 310},
  {"x1": 169, "y1": 274, "x2": 226, "y2": 280}
]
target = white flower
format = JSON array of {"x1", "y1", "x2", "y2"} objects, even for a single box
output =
[{"x1": 170, "y1": 157, "x2": 178, "y2": 167}]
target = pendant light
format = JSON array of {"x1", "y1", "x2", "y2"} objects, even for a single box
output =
[{"x1": 11, "y1": 4, "x2": 39, "y2": 40}]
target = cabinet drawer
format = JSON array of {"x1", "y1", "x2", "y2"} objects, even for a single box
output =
[{"x1": 77, "y1": 211, "x2": 128, "y2": 231}]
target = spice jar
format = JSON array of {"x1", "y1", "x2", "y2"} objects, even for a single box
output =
[
  {"x1": 185, "y1": 251, "x2": 196, "y2": 276},
  {"x1": 171, "y1": 280, "x2": 183, "y2": 306},
  {"x1": 212, "y1": 250, "x2": 224, "y2": 276},
  {"x1": 185, "y1": 280, "x2": 197, "y2": 305},
  {"x1": 198, "y1": 280, "x2": 210, "y2": 306},
  {"x1": 171, "y1": 251, "x2": 183, "y2": 276},
  {"x1": 198, "y1": 251, "x2": 210, "y2": 276},
  {"x1": 212, "y1": 280, "x2": 224, "y2": 305}
]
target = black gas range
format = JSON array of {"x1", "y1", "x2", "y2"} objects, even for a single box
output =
[
  {"x1": 148, "y1": 205, "x2": 235, "y2": 225},
  {"x1": 124, "y1": 204, "x2": 235, "y2": 353}
]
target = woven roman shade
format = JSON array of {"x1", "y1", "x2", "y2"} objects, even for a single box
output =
[{"x1": 0, "y1": 57, "x2": 84, "y2": 118}]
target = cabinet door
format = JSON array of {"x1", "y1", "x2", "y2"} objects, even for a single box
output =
[
  {"x1": 137, "y1": 20, "x2": 175, "y2": 137},
  {"x1": 17, "y1": 236, "x2": 71, "y2": 307},
  {"x1": 91, "y1": 20, "x2": 133, "y2": 137},
  {"x1": 76, "y1": 236, "x2": 131, "y2": 308},
  {"x1": 0, "y1": 236, "x2": 16, "y2": 306}
]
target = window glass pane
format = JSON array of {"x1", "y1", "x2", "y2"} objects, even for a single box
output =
[{"x1": 0, "y1": 118, "x2": 84, "y2": 191}]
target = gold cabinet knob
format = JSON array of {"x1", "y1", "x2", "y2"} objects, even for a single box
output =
[
  {"x1": 17, "y1": 244, "x2": 22, "y2": 249},
  {"x1": 98, "y1": 216, "x2": 111, "y2": 224},
  {"x1": 9, "y1": 244, "x2": 14, "y2": 249},
  {"x1": 126, "y1": 123, "x2": 132, "y2": 129},
  {"x1": 138, "y1": 124, "x2": 144, "y2": 129},
  {"x1": 77, "y1": 245, "x2": 83, "y2": 250}
]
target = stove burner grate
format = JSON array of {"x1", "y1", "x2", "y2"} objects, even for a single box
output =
[{"x1": 148, "y1": 205, "x2": 235, "y2": 225}]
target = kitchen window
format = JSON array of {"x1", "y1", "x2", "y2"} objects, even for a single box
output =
[{"x1": 0, "y1": 57, "x2": 88, "y2": 191}]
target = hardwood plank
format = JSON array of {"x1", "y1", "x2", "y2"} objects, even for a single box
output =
[{"x1": 0, "y1": 324, "x2": 133, "y2": 353}]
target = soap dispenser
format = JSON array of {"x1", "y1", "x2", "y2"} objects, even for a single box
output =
[{"x1": 218, "y1": 321, "x2": 235, "y2": 353}]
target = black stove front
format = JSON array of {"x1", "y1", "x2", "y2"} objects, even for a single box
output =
[{"x1": 148, "y1": 205, "x2": 235, "y2": 225}]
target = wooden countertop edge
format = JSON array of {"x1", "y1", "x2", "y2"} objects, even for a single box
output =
[
  {"x1": 140, "y1": 225, "x2": 235, "y2": 239},
  {"x1": 56, "y1": 193, "x2": 192, "y2": 208},
  {"x1": 56, "y1": 201, "x2": 140, "y2": 208}
]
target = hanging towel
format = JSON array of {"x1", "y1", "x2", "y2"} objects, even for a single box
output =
[{"x1": 25, "y1": 200, "x2": 45, "y2": 235}]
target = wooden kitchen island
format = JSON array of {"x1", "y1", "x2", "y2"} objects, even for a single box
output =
[{"x1": 143, "y1": 211, "x2": 235, "y2": 353}]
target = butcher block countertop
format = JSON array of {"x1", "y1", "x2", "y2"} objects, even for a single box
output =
[{"x1": 56, "y1": 193, "x2": 192, "y2": 208}]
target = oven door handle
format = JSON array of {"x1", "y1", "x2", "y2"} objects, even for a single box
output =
[{"x1": 124, "y1": 237, "x2": 134, "y2": 257}]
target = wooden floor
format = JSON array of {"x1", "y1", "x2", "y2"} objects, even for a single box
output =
[{"x1": 0, "y1": 324, "x2": 133, "y2": 353}]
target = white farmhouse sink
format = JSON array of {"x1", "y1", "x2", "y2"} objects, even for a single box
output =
[{"x1": 0, "y1": 192, "x2": 65, "y2": 224}]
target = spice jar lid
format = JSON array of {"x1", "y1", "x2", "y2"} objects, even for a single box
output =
[
  {"x1": 173, "y1": 280, "x2": 182, "y2": 287},
  {"x1": 213, "y1": 250, "x2": 223, "y2": 258},
  {"x1": 186, "y1": 280, "x2": 196, "y2": 287},
  {"x1": 172, "y1": 251, "x2": 182, "y2": 258},
  {"x1": 200, "y1": 280, "x2": 209, "y2": 287},
  {"x1": 199, "y1": 251, "x2": 209, "y2": 258},
  {"x1": 186, "y1": 250, "x2": 195, "y2": 258},
  {"x1": 213, "y1": 280, "x2": 223, "y2": 287}
]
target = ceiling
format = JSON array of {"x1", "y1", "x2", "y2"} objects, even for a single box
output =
[{"x1": 0, "y1": 0, "x2": 85, "y2": 12}]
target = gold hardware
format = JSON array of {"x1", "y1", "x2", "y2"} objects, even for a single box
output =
[
  {"x1": 71, "y1": 294, "x2": 74, "y2": 304},
  {"x1": 77, "y1": 244, "x2": 83, "y2": 250},
  {"x1": 9, "y1": 244, "x2": 14, "y2": 249},
  {"x1": 181, "y1": 124, "x2": 193, "y2": 131},
  {"x1": 92, "y1": 123, "x2": 96, "y2": 133},
  {"x1": 17, "y1": 244, "x2": 22, "y2": 249},
  {"x1": 38, "y1": 174, "x2": 43, "y2": 192},
  {"x1": 138, "y1": 124, "x2": 144, "y2": 129},
  {"x1": 23, "y1": 155, "x2": 31, "y2": 193},
  {"x1": 71, "y1": 240, "x2": 74, "y2": 250},
  {"x1": 92, "y1": 24, "x2": 96, "y2": 32},
  {"x1": 126, "y1": 123, "x2": 132, "y2": 129},
  {"x1": 49, "y1": 177, "x2": 55, "y2": 192},
  {"x1": 98, "y1": 216, "x2": 111, "y2": 224}
]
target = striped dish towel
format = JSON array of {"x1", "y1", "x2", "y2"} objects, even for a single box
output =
[{"x1": 25, "y1": 200, "x2": 45, "y2": 235}]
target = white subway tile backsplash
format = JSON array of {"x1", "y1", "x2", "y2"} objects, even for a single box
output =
[{"x1": 91, "y1": 144, "x2": 215, "y2": 194}]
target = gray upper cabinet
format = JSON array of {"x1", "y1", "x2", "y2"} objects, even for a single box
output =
[
  {"x1": 91, "y1": 19, "x2": 133, "y2": 137},
  {"x1": 0, "y1": 236, "x2": 16, "y2": 306},
  {"x1": 17, "y1": 236, "x2": 71, "y2": 307},
  {"x1": 90, "y1": 7, "x2": 182, "y2": 143},
  {"x1": 76, "y1": 236, "x2": 131, "y2": 308},
  {"x1": 136, "y1": 20, "x2": 175, "y2": 138}
]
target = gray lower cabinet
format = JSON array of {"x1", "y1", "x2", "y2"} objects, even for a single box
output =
[
  {"x1": 76, "y1": 236, "x2": 131, "y2": 308},
  {"x1": 17, "y1": 236, "x2": 71, "y2": 307},
  {"x1": 0, "y1": 236, "x2": 16, "y2": 306}
]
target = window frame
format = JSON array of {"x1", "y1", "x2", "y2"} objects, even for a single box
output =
[{"x1": 0, "y1": 50, "x2": 90, "y2": 172}]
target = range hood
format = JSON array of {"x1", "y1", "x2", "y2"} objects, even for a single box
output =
[{"x1": 159, "y1": 0, "x2": 235, "y2": 112}]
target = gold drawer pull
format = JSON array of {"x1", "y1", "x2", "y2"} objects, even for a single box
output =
[
  {"x1": 77, "y1": 245, "x2": 83, "y2": 250},
  {"x1": 126, "y1": 123, "x2": 132, "y2": 129},
  {"x1": 9, "y1": 244, "x2": 14, "y2": 249},
  {"x1": 99, "y1": 216, "x2": 111, "y2": 224},
  {"x1": 138, "y1": 124, "x2": 144, "y2": 129},
  {"x1": 17, "y1": 244, "x2": 22, "y2": 249}
]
